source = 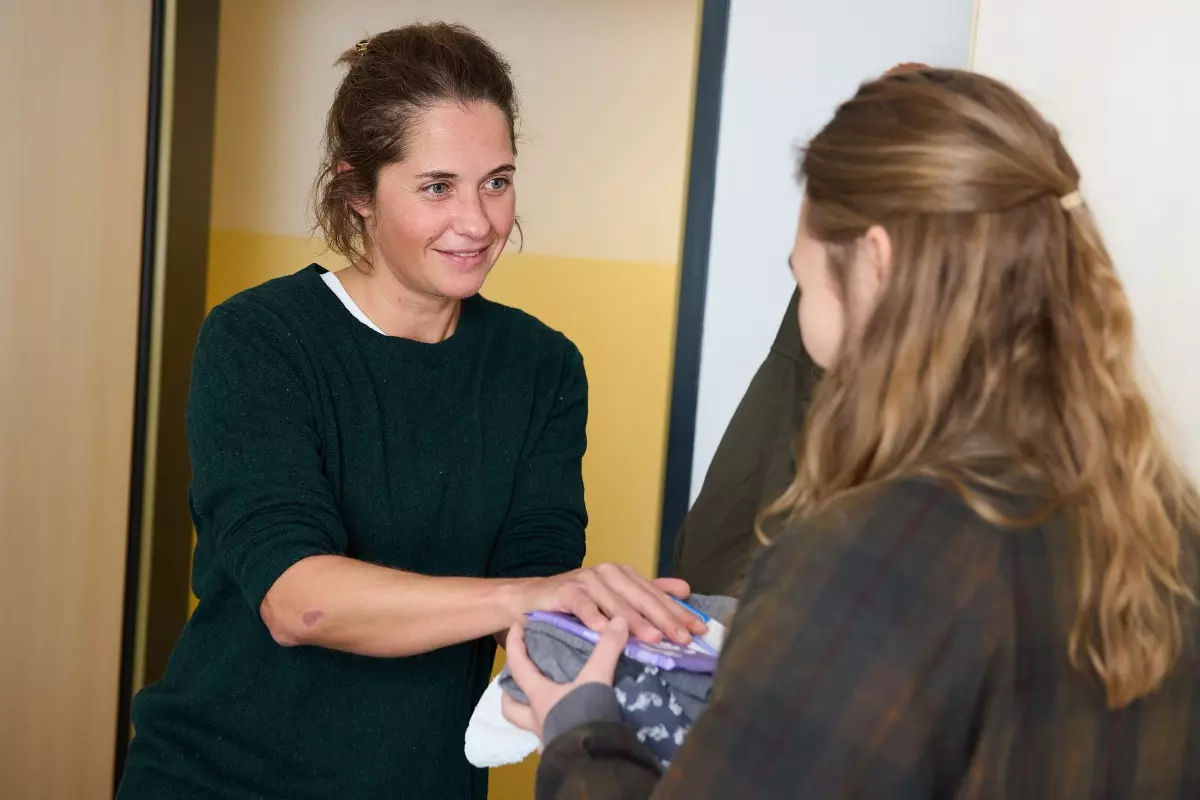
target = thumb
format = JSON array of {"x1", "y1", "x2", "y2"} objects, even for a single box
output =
[
  {"x1": 578, "y1": 616, "x2": 629, "y2": 685},
  {"x1": 505, "y1": 622, "x2": 552, "y2": 695},
  {"x1": 500, "y1": 691, "x2": 538, "y2": 734}
]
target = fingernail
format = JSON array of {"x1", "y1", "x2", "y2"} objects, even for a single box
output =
[{"x1": 677, "y1": 628, "x2": 690, "y2": 642}]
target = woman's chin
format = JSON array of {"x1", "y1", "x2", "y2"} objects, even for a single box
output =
[{"x1": 437, "y1": 266, "x2": 494, "y2": 300}]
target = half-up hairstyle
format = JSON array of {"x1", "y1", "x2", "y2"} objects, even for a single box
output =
[{"x1": 762, "y1": 68, "x2": 1200, "y2": 708}]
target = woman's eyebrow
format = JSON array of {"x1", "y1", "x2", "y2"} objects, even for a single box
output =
[{"x1": 414, "y1": 163, "x2": 516, "y2": 181}]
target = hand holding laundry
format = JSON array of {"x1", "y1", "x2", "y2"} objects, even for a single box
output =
[
  {"x1": 501, "y1": 615, "x2": 630, "y2": 741},
  {"x1": 461, "y1": 594, "x2": 736, "y2": 769}
]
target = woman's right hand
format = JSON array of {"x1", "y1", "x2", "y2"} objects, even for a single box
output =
[{"x1": 514, "y1": 563, "x2": 707, "y2": 645}]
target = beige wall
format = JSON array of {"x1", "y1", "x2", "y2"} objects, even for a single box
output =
[{"x1": 0, "y1": 2, "x2": 151, "y2": 797}]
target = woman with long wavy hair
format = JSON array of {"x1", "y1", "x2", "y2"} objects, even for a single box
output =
[{"x1": 502, "y1": 68, "x2": 1200, "y2": 798}]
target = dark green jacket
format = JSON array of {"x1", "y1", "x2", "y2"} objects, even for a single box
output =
[
  {"x1": 539, "y1": 477, "x2": 1200, "y2": 798},
  {"x1": 673, "y1": 291, "x2": 821, "y2": 595}
]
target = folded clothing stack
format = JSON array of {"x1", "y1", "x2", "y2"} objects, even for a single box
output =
[{"x1": 464, "y1": 594, "x2": 737, "y2": 769}]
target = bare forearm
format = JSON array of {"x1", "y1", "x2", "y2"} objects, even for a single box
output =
[{"x1": 261, "y1": 555, "x2": 531, "y2": 657}]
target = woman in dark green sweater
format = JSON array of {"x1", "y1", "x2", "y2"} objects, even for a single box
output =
[{"x1": 117, "y1": 23, "x2": 703, "y2": 800}]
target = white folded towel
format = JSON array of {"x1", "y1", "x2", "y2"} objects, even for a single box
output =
[{"x1": 464, "y1": 675, "x2": 540, "y2": 768}]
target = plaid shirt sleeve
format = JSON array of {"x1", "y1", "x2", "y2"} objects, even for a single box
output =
[{"x1": 537, "y1": 480, "x2": 1001, "y2": 799}]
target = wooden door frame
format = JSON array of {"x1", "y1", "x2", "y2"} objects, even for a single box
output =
[{"x1": 115, "y1": 0, "x2": 220, "y2": 788}]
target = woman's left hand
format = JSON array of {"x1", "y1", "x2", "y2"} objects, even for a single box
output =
[{"x1": 500, "y1": 616, "x2": 629, "y2": 744}]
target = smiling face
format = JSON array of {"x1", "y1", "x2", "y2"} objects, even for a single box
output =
[{"x1": 357, "y1": 100, "x2": 517, "y2": 300}]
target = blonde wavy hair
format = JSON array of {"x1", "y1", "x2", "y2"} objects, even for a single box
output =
[{"x1": 761, "y1": 69, "x2": 1200, "y2": 708}]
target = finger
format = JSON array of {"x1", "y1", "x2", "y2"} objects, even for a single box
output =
[
  {"x1": 652, "y1": 578, "x2": 705, "y2": 633},
  {"x1": 601, "y1": 566, "x2": 694, "y2": 644},
  {"x1": 604, "y1": 566, "x2": 698, "y2": 643},
  {"x1": 558, "y1": 582, "x2": 607, "y2": 632},
  {"x1": 504, "y1": 622, "x2": 552, "y2": 695},
  {"x1": 645, "y1": 573, "x2": 707, "y2": 635},
  {"x1": 577, "y1": 570, "x2": 661, "y2": 644},
  {"x1": 578, "y1": 616, "x2": 629, "y2": 685},
  {"x1": 501, "y1": 692, "x2": 539, "y2": 734},
  {"x1": 651, "y1": 577, "x2": 691, "y2": 599}
]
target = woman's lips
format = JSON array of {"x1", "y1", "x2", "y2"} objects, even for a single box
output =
[{"x1": 434, "y1": 247, "x2": 489, "y2": 268}]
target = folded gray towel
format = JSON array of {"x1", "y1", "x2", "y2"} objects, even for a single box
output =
[{"x1": 497, "y1": 594, "x2": 737, "y2": 765}]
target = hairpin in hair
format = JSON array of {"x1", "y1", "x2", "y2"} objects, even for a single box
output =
[
  {"x1": 1059, "y1": 190, "x2": 1084, "y2": 210},
  {"x1": 355, "y1": 38, "x2": 371, "y2": 54}
]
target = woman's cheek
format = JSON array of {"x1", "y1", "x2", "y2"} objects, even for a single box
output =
[{"x1": 798, "y1": 294, "x2": 842, "y2": 369}]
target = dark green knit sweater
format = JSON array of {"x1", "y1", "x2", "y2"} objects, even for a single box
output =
[{"x1": 119, "y1": 265, "x2": 588, "y2": 800}]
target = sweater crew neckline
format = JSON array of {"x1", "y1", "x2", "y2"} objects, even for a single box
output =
[{"x1": 305, "y1": 264, "x2": 482, "y2": 357}]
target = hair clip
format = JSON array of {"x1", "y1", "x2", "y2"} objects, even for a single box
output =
[
  {"x1": 1059, "y1": 190, "x2": 1084, "y2": 210},
  {"x1": 355, "y1": 38, "x2": 370, "y2": 53}
]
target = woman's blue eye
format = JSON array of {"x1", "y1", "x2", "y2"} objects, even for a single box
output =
[
  {"x1": 486, "y1": 177, "x2": 509, "y2": 191},
  {"x1": 425, "y1": 182, "x2": 449, "y2": 195}
]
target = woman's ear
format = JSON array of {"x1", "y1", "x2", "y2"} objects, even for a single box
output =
[
  {"x1": 338, "y1": 161, "x2": 372, "y2": 219},
  {"x1": 846, "y1": 224, "x2": 894, "y2": 324},
  {"x1": 861, "y1": 223, "x2": 893, "y2": 295}
]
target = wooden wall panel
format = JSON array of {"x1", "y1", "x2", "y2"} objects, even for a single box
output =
[{"x1": 0, "y1": 2, "x2": 152, "y2": 797}]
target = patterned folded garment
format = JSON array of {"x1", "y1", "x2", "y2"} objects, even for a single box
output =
[{"x1": 496, "y1": 594, "x2": 737, "y2": 766}]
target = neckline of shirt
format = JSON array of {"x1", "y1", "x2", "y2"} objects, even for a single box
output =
[{"x1": 307, "y1": 264, "x2": 481, "y2": 355}]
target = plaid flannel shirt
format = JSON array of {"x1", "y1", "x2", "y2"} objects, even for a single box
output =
[{"x1": 537, "y1": 479, "x2": 1200, "y2": 799}]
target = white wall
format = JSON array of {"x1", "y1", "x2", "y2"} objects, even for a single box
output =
[
  {"x1": 973, "y1": 0, "x2": 1200, "y2": 478},
  {"x1": 689, "y1": 0, "x2": 976, "y2": 497},
  {"x1": 211, "y1": 0, "x2": 699, "y2": 264}
]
